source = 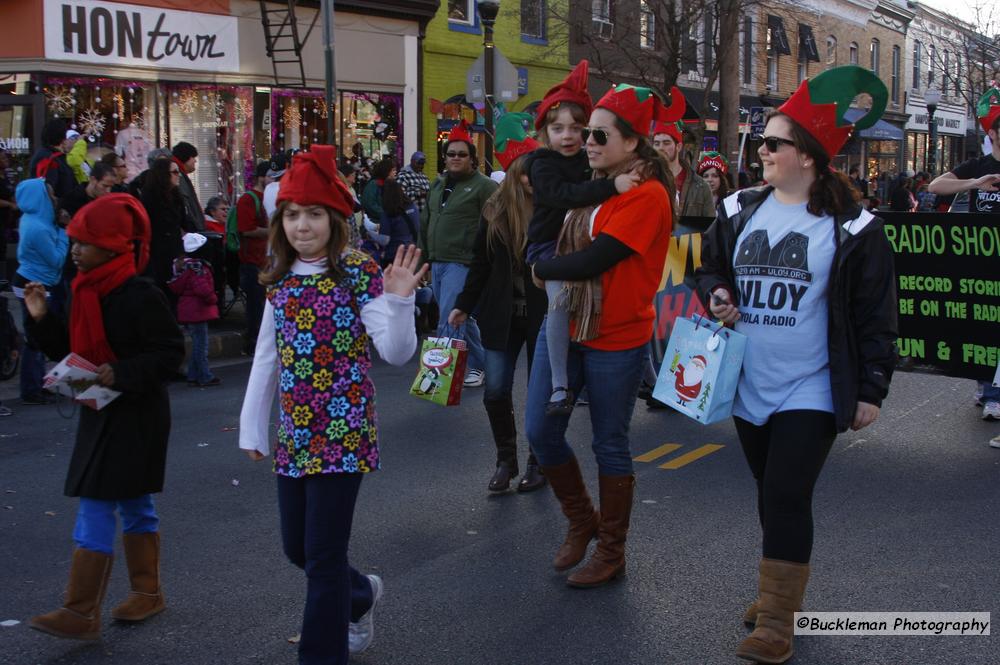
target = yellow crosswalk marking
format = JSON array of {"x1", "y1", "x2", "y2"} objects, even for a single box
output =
[
  {"x1": 634, "y1": 443, "x2": 682, "y2": 463},
  {"x1": 658, "y1": 444, "x2": 725, "y2": 470}
]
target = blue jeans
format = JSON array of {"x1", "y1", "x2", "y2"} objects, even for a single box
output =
[
  {"x1": 277, "y1": 472, "x2": 373, "y2": 665},
  {"x1": 525, "y1": 318, "x2": 647, "y2": 476},
  {"x1": 18, "y1": 284, "x2": 66, "y2": 399},
  {"x1": 73, "y1": 495, "x2": 159, "y2": 555},
  {"x1": 980, "y1": 381, "x2": 1000, "y2": 403},
  {"x1": 185, "y1": 322, "x2": 214, "y2": 384},
  {"x1": 240, "y1": 263, "x2": 265, "y2": 351},
  {"x1": 482, "y1": 317, "x2": 534, "y2": 402},
  {"x1": 431, "y1": 262, "x2": 484, "y2": 372}
]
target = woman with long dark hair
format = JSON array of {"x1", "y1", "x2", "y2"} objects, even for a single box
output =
[
  {"x1": 697, "y1": 151, "x2": 731, "y2": 207},
  {"x1": 449, "y1": 114, "x2": 548, "y2": 493},
  {"x1": 140, "y1": 158, "x2": 187, "y2": 294},
  {"x1": 525, "y1": 85, "x2": 676, "y2": 589},
  {"x1": 695, "y1": 66, "x2": 898, "y2": 664},
  {"x1": 378, "y1": 178, "x2": 421, "y2": 267}
]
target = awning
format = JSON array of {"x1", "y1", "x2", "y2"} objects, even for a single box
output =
[
  {"x1": 798, "y1": 25, "x2": 820, "y2": 62},
  {"x1": 767, "y1": 15, "x2": 791, "y2": 56},
  {"x1": 844, "y1": 108, "x2": 904, "y2": 141}
]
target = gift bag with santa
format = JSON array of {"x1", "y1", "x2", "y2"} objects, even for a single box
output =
[{"x1": 653, "y1": 316, "x2": 747, "y2": 424}]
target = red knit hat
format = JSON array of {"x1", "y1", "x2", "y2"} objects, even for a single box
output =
[
  {"x1": 535, "y1": 60, "x2": 592, "y2": 130},
  {"x1": 67, "y1": 193, "x2": 151, "y2": 272},
  {"x1": 277, "y1": 144, "x2": 355, "y2": 219},
  {"x1": 778, "y1": 65, "x2": 888, "y2": 158},
  {"x1": 650, "y1": 86, "x2": 687, "y2": 141},
  {"x1": 596, "y1": 84, "x2": 685, "y2": 137}
]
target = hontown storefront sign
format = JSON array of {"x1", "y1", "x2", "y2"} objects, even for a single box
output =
[{"x1": 43, "y1": 0, "x2": 240, "y2": 73}]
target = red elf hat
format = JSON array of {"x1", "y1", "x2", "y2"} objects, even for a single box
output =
[
  {"x1": 277, "y1": 144, "x2": 355, "y2": 220},
  {"x1": 535, "y1": 60, "x2": 593, "y2": 130},
  {"x1": 447, "y1": 119, "x2": 473, "y2": 145},
  {"x1": 494, "y1": 113, "x2": 539, "y2": 170},
  {"x1": 650, "y1": 86, "x2": 687, "y2": 141},
  {"x1": 778, "y1": 65, "x2": 888, "y2": 158},
  {"x1": 596, "y1": 84, "x2": 684, "y2": 137}
]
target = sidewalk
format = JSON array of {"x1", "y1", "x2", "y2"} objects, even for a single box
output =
[{"x1": 1, "y1": 290, "x2": 249, "y2": 404}]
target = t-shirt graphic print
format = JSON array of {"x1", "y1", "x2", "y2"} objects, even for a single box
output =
[{"x1": 731, "y1": 194, "x2": 836, "y2": 424}]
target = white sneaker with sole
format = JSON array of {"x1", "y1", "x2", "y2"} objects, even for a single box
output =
[
  {"x1": 463, "y1": 369, "x2": 485, "y2": 388},
  {"x1": 983, "y1": 402, "x2": 1000, "y2": 421},
  {"x1": 990, "y1": 435, "x2": 1000, "y2": 449},
  {"x1": 348, "y1": 574, "x2": 383, "y2": 654}
]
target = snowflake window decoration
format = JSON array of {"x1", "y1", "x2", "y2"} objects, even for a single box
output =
[
  {"x1": 78, "y1": 109, "x2": 106, "y2": 138},
  {"x1": 283, "y1": 105, "x2": 302, "y2": 130},
  {"x1": 45, "y1": 87, "x2": 75, "y2": 115},
  {"x1": 177, "y1": 89, "x2": 198, "y2": 114},
  {"x1": 234, "y1": 97, "x2": 253, "y2": 123}
]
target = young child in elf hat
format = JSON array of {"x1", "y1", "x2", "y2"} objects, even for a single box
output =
[
  {"x1": 239, "y1": 145, "x2": 426, "y2": 664},
  {"x1": 23, "y1": 193, "x2": 185, "y2": 641},
  {"x1": 168, "y1": 232, "x2": 221, "y2": 387},
  {"x1": 525, "y1": 59, "x2": 640, "y2": 416}
]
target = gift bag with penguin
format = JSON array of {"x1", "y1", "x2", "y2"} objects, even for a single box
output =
[
  {"x1": 653, "y1": 316, "x2": 747, "y2": 424},
  {"x1": 410, "y1": 337, "x2": 468, "y2": 406}
]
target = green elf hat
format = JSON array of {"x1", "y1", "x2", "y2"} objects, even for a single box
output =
[
  {"x1": 697, "y1": 151, "x2": 729, "y2": 176},
  {"x1": 494, "y1": 112, "x2": 539, "y2": 170},
  {"x1": 977, "y1": 85, "x2": 1000, "y2": 132},
  {"x1": 777, "y1": 65, "x2": 888, "y2": 158}
]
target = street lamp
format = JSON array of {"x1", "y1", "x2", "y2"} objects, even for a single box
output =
[
  {"x1": 925, "y1": 87, "x2": 941, "y2": 175},
  {"x1": 477, "y1": 0, "x2": 500, "y2": 172}
]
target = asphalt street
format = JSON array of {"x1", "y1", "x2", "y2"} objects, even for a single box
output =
[{"x1": 1, "y1": 355, "x2": 998, "y2": 665}]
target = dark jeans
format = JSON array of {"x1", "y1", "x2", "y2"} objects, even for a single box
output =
[
  {"x1": 734, "y1": 410, "x2": 837, "y2": 564},
  {"x1": 525, "y1": 318, "x2": 647, "y2": 476},
  {"x1": 18, "y1": 283, "x2": 66, "y2": 399},
  {"x1": 185, "y1": 322, "x2": 214, "y2": 384},
  {"x1": 482, "y1": 316, "x2": 535, "y2": 402},
  {"x1": 240, "y1": 263, "x2": 265, "y2": 352},
  {"x1": 277, "y1": 472, "x2": 374, "y2": 665}
]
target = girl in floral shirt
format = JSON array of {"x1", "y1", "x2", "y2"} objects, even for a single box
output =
[{"x1": 239, "y1": 145, "x2": 426, "y2": 664}]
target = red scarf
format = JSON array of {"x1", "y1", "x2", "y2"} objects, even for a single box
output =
[{"x1": 70, "y1": 253, "x2": 136, "y2": 365}]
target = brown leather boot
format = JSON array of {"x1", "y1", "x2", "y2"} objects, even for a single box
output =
[
  {"x1": 567, "y1": 474, "x2": 635, "y2": 588},
  {"x1": 736, "y1": 558, "x2": 810, "y2": 663},
  {"x1": 111, "y1": 532, "x2": 165, "y2": 622},
  {"x1": 743, "y1": 599, "x2": 759, "y2": 627},
  {"x1": 28, "y1": 548, "x2": 113, "y2": 640},
  {"x1": 540, "y1": 458, "x2": 599, "y2": 571}
]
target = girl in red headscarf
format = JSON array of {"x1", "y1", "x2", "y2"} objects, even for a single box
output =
[
  {"x1": 23, "y1": 193, "x2": 185, "y2": 641},
  {"x1": 238, "y1": 145, "x2": 427, "y2": 664}
]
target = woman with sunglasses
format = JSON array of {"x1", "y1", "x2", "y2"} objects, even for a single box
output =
[
  {"x1": 526, "y1": 84, "x2": 677, "y2": 589},
  {"x1": 140, "y1": 158, "x2": 187, "y2": 302},
  {"x1": 695, "y1": 67, "x2": 898, "y2": 664}
]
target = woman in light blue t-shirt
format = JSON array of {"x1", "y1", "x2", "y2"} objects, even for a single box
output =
[{"x1": 696, "y1": 66, "x2": 898, "y2": 665}]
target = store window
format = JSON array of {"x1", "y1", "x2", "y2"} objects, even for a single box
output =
[{"x1": 340, "y1": 91, "x2": 403, "y2": 168}]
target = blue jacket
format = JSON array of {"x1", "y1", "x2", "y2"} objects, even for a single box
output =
[{"x1": 16, "y1": 178, "x2": 68, "y2": 286}]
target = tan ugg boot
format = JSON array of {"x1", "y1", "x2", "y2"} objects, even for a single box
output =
[
  {"x1": 29, "y1": 548, "x2": 113, "y2": 640},
  {"x1": 540, "y1": 458, "x2": 600, "y2": 571},
  {"x1": 736, "y1": 558, "x2": 810, "y2": 663},
  {"x1": 566, "y1": 474, "x2": 635, "y2": 588},
  {"x1": 111, "y1": 532, "x2": 165, "y2": 621}
]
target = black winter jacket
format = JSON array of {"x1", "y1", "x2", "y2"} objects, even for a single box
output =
[
  {"x1": 694, "y1": 186, "x2": 898, "y2": 433},
  {"x1": 525, "y1": 149, "x2": 616, "y2": 250},
  {"x1": 455, "y1": 216, "x2": 547, "y2": 352},
  {"x1": 27, "y1": 277, "x2": 185, "y2": 499}
]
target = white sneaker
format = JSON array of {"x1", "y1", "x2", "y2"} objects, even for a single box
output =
[
  {"x1": 348, "y1": 574, "x2": 383, "y2": 654},
  {"x1": 990, "y1": 435, "x2": 1000, "y2": 449},
  {"x1": 974, "y1": 384, "x2": 984, "y2": 406},
  {"x1": 463, "y1": 369, "x2": 485, "y2": 388},
  {"x1": 983, "y1": 402, "x2": 1000, "y2": 421}
]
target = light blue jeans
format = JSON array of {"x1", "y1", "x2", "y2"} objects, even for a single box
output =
[
  {"x1": 73, "y1": 495, "x2": 159, "y2": 554},
  {"x1": 431, "y1": 262, "x2": 484, "y2": 372}
]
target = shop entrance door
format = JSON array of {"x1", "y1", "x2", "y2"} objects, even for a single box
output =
[{"x1": 0, "y1": 94, "x2": 44, "y2": 183}]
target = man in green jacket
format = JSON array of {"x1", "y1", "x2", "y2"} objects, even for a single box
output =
[{"x1": 419, "y1": 122, "x2": 498, "y2": 387}]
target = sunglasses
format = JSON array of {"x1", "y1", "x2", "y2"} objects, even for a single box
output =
[
  {"x1": 445, "y1": 151, "x2": 469, "y2": 158},
  {"x1": 581, "y1": 127, "x2": 610, "y2": 145},
  {"x1": 757, "y1": 135, "x2": 796, "y2": 152}
]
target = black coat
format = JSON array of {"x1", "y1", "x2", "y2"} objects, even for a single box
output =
[
  {"x1": 142, "y1": 191, "x2": 187, "y2": 287},
  {"x1": 525, "y1": 149, "x2": 616, "y2": 247},
  {"x1": 28, "y1": 277, "x2": 185, "y2": 499},
  {"x1": 694, "y1": 186, "x2": 898, "y2": 433},
  {"x1": 455, "y1": 216, "x2": 547, "y2": 352}
]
